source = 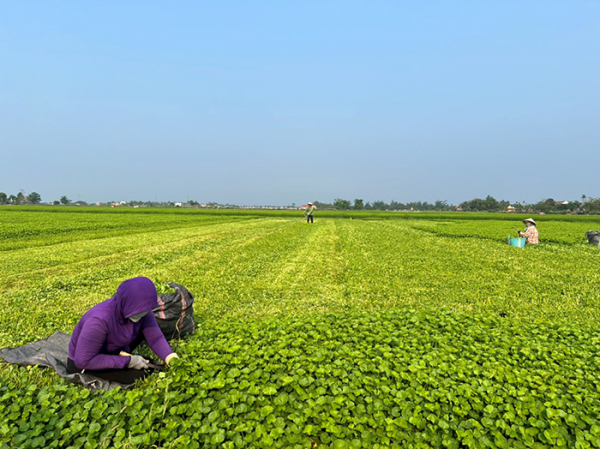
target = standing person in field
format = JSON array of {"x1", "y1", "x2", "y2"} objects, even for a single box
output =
[
  {"x1": 304, "y1": 202, "x2": 316, "y2": 224},
  {"x1": 519, "y1": 218, "x2": 539, "y2": 244},
  {"x1": 67, "y1": 277, "x2": 179, "y2": 385}
]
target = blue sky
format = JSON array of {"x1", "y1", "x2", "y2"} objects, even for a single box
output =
[{"x1": 1, "y1": 1, "x2": 598, "y2": 205}]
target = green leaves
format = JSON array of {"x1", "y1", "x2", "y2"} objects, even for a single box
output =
[
  {"x1": 263, "y1": 385, "x2": 278, "y2": 396},
  {"x1": 3, "y1": 210, "x2": 600, "y2": 447}
]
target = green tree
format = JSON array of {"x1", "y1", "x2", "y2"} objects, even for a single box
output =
[
  {"x1": 459, "y1": 198, "x2": 484, "y2": 211},
  {"x1": 8, "y1": 195, "x2": 18, "y2": 205},
  {"x1": 532, "y1": 198, "x2": 552, "y2": 213},
  {"x1": 17, "y1": 191, "x2": 26, "y2": 204},
  {"x1": 585, "y1": 198, "x2": 600, "y2": 213},
  {"x1": 484, "y1": 195, "x2": 500, "y2": 211},
  {"x1": 434, "y1": 200, "x2": 449, "y2": 211},
  {"x1": 0, "y1": 192, "x2": 6, "y2": 204},
  {"x1": 460, "y1": 196, "x2": 504, "y2": 212},
  {"x1": 27, "y1": 192, "x2": 42, "y2": 204},
  {"x1": 333, "y1": 198, "x2": 351, "y2": 210},
  {"x1": 60, "y1": 196, "x2": 71, "y2": 205},
  {"x1": 313, "y1": 201, "x2": 333, "y2": 210},
  {"x1": 353, "y1": 199, "x2": 364, "y2": 210},
  {"x1": 406, "y1": 201, "x2": 434, "y2": 211},
  {"x1": 53, "y1": 200, "x2": 60, "y2": 205},
  {"x1": 389, "y1": 200, "x2": 403, "y2": 210},
  {"x1": 371, "y1": 201, "x2": 387, "y2": 210}
]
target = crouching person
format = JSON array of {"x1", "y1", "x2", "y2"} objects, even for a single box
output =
[
  {"x1": 519, "y1": 218, "x2": 539, "y2": 245},
  {"x1": 67, "y1": 277, "x2": 179, "y2": 385}
]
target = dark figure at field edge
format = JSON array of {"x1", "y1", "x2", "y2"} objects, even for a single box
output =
[{"x1": 67, "y1": 277, "x2": 179, "y2": 385}]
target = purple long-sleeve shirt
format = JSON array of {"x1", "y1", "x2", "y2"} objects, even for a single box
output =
[{"x1": 68, "y1": 277, "x2": 173, "y2": 370}]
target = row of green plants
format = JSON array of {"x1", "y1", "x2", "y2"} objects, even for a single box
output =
[
  {"x1": 1, "y1": 211, "x2": 600, "y2": 447},
  {"x1": 408, "y1": 219, "x2": 600, "y2": 245},
  {"x1": 2, "y1": 212, "x2": 600, "y2": 344},
  {"x1": 3, "y1": 310, "x2": 600, "y2": 448},
  {"x1": 6, "y1": 205, "x2": 600, "y2": 222},
  {"x1": 0, "y1": 210, "x2": 251, "y2": 251},
  {"x1": 4, "y1": 214, "x2": 600, "y2": 338}
]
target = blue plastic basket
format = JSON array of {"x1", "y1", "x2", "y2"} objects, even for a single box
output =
[{"x1": 508, "y1": 236, "x2": 527, "y2": 248}]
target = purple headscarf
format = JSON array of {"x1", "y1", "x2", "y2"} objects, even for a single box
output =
[{"x1": 115, "y1": 277, "x2": 159, "y2": 321}]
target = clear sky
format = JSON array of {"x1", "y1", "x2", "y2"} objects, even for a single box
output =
[{"x1": 1, "y1": 1, "x2": 598, "y2": 205}]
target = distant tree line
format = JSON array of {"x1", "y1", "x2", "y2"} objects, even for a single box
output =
[
  {"x1": 3, "y1": 190, "x2": 600, "y2": 214},
  {"x1": 315, "y1": 198, "x2": 456, "y2": 211},
  {"x1": 315, "y1": 195, "x2": 600, "y2": 214},
  {"x1": 319, "y1": 198, "x2": 455, "y2": 211},
  {"x1": 0, "y1": 191, "x2": 84, "y2": 206},
  {"x1": 459, "y1": 196, "x2": 510, "y2": 212},
  {"x1": 0, "y1": 190, "x2": 42, "y2": 205}
]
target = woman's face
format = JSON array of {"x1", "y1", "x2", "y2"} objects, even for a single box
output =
[{"x1": 129, "y1": 311, "x2": 149, "y2": 322}]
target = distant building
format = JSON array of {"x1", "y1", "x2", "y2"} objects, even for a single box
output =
[
  {"x1": 555, "y1": 201, "x2": 569, "y2": 206},
  {"x1": 506, "y1": 205, "x2": 515, "y2": 212},
  {"x1": 174, "y1": 202, "x2": 182, "y2": 207}
]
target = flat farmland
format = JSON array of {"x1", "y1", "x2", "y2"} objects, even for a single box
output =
[{"x1": 2, "y1": 208, "x2": 600, "y2": 448}]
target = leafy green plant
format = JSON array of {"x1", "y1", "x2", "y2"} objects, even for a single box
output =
[
  {"x1": 3, "y1": 311, "x2": 600, "y2": 448},
  {"x1": 2, "y1": 209, "x2": 600, "y2": 447}
]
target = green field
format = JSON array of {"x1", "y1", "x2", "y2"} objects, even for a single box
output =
[{"x1": 2, "y1": 208, "x2": 600, "y2": 448}]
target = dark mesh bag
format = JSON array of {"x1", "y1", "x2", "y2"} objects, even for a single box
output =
[
  {"x1": 153, "y1": 282, "x2": 196, "y2": 340},
  {"x1": 586, "y1": 231, "x2": 600, "y2": 247}
]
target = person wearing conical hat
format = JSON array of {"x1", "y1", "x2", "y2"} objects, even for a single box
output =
[
  {"x1": 304, "y1": 202, "x2": 316, "y2": 224},
  {"x1": 519, "y1": 218, "x2": 539, "y2": 244}
]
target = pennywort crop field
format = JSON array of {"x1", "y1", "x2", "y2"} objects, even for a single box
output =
[{"x1": 2, "y1": 207, "x2": 600, "y2": 448}]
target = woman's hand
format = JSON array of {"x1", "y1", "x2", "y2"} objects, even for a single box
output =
[
  {"x1": 128, "y1": 355, "x2": 150, "y2": 370},
  {"x1": 165, "y1": 353, "x2": 180, "y2": 366}
]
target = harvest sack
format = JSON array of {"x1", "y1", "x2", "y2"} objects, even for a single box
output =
[
  {"x1": 586, "y1": 231, "x2": 600, "y2": 247},
  {"x1": 154, "y1": 282, "x2": 196, "y2": 340}
]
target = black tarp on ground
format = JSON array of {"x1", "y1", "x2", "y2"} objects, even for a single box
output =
[{"x1": 0, "y1": 332, "x2": 127, "y2": 391}]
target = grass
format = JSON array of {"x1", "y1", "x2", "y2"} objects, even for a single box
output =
[{"x1": 2, "y1": 208, "x2": 600, "y2": 448}]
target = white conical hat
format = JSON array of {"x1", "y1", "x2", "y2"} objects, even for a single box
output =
[{"x1": 523, "y1": 218, "x2": 536, "y2": 225}]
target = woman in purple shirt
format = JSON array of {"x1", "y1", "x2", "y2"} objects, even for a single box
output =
[{"x1": 68, "y1": 277, "x2": 179, "y2": 385}]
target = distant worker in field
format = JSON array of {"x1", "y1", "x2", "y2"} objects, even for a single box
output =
[
  {"x1": 67, "y1": 277, "x2": 179, "y2": 385},
  {"x1": 519, "y1": 218, "x2": 539, "y2": 244},
  {"x1": 304, "y1": 202, "x2": 316, "y2": 224}
]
